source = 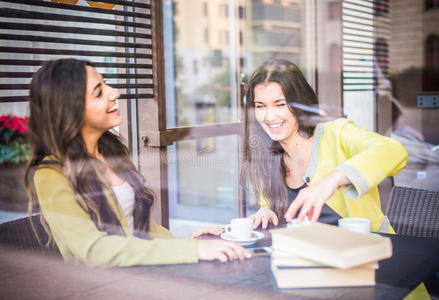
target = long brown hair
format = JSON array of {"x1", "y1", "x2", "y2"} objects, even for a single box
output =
[
  {"x1": 24, "y1": 58, "x2": 154, "y2": 243},
  {"x1": 241, "y1": 59, "x2": 318, "y2": 218}
]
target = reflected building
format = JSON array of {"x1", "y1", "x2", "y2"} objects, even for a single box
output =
[
  {"x1": 390, "y1": 0, "x2": 439, "y2": 144},
  {"x1": 245, "y1": 0, "x2": 305, "y2": 70}
]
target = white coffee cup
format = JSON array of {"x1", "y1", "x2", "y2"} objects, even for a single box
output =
[
  {"x1": 225, "y1": 218, "x2": 253, "y2": 240},
  {"x1": 338, "y1": 217, "x2": 371, "y2": 234}
]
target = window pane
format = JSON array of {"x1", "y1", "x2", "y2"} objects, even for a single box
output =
[
  {"x1": 163, "y1": 1, "x2": 240, "y2": 128},
  {"x1": 168, "y1": 135, "x2": 239, "y2": 223},
  {"x1": 241, "y1": 0, "x2": 309, "y2": 77}
]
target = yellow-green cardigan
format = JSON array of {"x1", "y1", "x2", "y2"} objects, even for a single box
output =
[
  {"x1": 260, "y1": 118, "x2": 408, "y2": 233},
  {"x1": 34, "y1": 159, "x2": 198, "y2": 266}
]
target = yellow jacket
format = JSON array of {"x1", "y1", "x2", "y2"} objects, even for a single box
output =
[
  {"x1": 260, "y1": 118, "x2": 408, "y2": 232},
  {"x1": 34, "y1": 159, "x2": 198, "y2": 266}
]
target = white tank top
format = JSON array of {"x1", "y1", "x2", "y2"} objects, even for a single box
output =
[{"x1": 111, "y1": 181, "x2": 135, "y2": 231}]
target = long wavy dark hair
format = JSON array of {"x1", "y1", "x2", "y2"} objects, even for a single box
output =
[
  {"x1": 241, "y1": 59, "x2": 318, "y2": 218},
  {"x1": 24, "y1": 58, "x2": 154, "y2": 244}
]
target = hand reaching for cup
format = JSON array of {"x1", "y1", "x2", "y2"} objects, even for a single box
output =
[
  {"x1": 197, "y1": 239, "x2": 252, "y2": 263},
  {"x1": 190, "y1": 226, "x2": 224, "y2": 238},
  {"x1": 248, "y1": 207, "x2": 278, "y2": 229}
]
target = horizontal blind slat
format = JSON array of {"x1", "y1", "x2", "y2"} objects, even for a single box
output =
[
  {"x1": 0, "y1": 94, "x2": 155, "y2": 102},
  {"x1": 0, "y1": 34, "x2": 152, "y2": 49},
  {"x1": 0, "y1": 72, "x2": 153, "y2": 79},
  {"x1": 0, "y1": 0, "x2": 150, "y2": 18},
  {"x1": 0, "y1": 22, "x2": 151, "y2": 39},
  {"x1": 0, "y1": 8, "x2": 151, "y2": 29},
  {"x1": 0, "y1": 59, "x2": 152, "y2": 69},
  {"x1": 0, "y1": 83, "x2": 154, "y2": 90},
  {"x1": 0, "y1": 47, "x2": 152, "y2": 59},
  {"x1": 0, "y1": 0, "x2": 151, "y2": 9},
  {"x1": 0, "y1": 0, "x2": 153, "y2": 104}
]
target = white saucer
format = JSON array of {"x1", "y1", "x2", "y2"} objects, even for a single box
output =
[{"x1": 220, "y1": 231, "x2": 264, "y2": 246}]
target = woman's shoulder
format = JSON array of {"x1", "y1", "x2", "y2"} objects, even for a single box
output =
[
  {"x1": 34, "y1": 155, "x2": 67, "y2": 184},
  {"x1": 321, "y1": 118, "x2": 352, "y2": 128},
  {"x1": 320, "y1": 118, "x2": 357, "y2": 134}
]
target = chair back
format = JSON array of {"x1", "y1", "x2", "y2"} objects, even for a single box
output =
[
  {"x1": 387, "y1": 186, "x2": 439, "y2": 238},
  {"x1": 0, "y1": 214, "x2": 60, "y2": 255}
]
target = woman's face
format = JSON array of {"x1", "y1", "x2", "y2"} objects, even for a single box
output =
[
  {"x1": 82, "y1": 66, "x2": 121, "y2": 135},
  {"x1": 253, "y1": 81, "x2": 298, "y2": 144}
]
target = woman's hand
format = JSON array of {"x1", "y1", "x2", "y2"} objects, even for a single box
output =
[
  {"x1": 197, "y1": 240, "x2": 252, "y2": 263},
  {"x1": 249, "y1": 207, "x2": 278, "y2": 229},
  {"x1": 284, "y1": 170, "x2": 350, "y2": 223},
  {"x1": 190, "y1": 226, "x2": 224, "y2": 238}
]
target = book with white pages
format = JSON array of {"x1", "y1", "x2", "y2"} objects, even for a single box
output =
[
  {"x1": 270, "y1": 260, "x2": 377, "y2": 289},
  {"x1": 271, "y1": 222, "x2": 392, "y2": 269},
  {"x1": 271, "y1": 250, "x2": 379, "y2": 269}
]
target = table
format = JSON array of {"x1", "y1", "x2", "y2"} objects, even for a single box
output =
[
  {"x1": 1, "y1": 230, "x2": 438, "y2": 299},
  {"x1": 141, "y1": 229, "x2": 439, "y2": 300}
]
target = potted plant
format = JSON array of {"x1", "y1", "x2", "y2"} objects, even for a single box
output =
[{"x1": 0, "y1": 114, "x2": 30, "y2": 209}]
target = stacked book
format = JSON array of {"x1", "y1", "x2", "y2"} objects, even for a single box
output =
[{"x1": 270, "y1": 222, "x2": 392, "y2": 288}]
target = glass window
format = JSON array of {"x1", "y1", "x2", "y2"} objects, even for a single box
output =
[
  {"x1": 163, "y1": 0, "x2": 313, "y2": 224},
  {"x1": 168, "y1": 135, "x2": 239, "y2": 224},
  {"x1": 164, "y1": 1, "x2": 239, "y2": 128}
]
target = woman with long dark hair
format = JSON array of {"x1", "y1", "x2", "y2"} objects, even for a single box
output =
[
  {"x1": 242, "y1": 59, "x2": 408, "y2": 232},
  {"x1": 25, "y1": 58, "x2": 250, "y2": 266}
]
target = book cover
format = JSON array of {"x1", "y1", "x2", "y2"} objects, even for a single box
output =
[{"x1": 271, "y1": 222, "x2": 392, "y2": 269}]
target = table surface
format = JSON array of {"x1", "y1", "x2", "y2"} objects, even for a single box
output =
[
  {"x1": 1, "y1": 227, "x2": 438, "y2": 300},
  {"x1": 142, "y1": 228, "x2": 439, "y2": 300}
]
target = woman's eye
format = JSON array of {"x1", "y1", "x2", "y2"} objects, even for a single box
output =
[
  {"x1": 277, "y1": 103, "x2": 286, "y2": 107},
  {"x1": 255, "y1": 105, "x2": 264, "y2": 109},
  {"x1": 96, "y1": 90, "x2": 102, "y2": 98}
]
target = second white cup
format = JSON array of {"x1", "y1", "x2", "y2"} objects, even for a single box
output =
[
  {"x1": 338, "y1": 217, "x2": 371, "y2": 234},
  {"x1": 225, "y1": 218, "x2": 253, "y2": 240}
]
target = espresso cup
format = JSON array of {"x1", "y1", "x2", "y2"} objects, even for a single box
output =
[
  {"x1": 338, "y1": 217, "x2": 371, "y2": 234},
  {"x1": 225, "y1": 218, "x2": 253, "y2": 240}
]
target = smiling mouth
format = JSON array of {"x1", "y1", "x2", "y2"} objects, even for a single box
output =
[
  {"x1": 266, "y1": 122, "x2": 284, "y2": 129},
  {"x1": 107, "y1": 103, "x2": 118, "y2": 113}
]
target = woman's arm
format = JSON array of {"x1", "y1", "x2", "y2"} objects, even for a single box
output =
[
  {"x1": 285, "y1": 119, "x2": 408, "y2": 222},
  {"x1": 334, "y1": 119, "x2": 408, "y2": 200},
  {"x1": 35, "y1": 167, "x2": 199, "y2": 266},
  {"x1": 285, "y1": 169, "x2": 349, "y2": 222},
  {"x1": 35, "y1": 167, "x2": 251, "y2": 266}
]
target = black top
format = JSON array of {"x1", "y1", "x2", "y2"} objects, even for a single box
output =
[{"x1": 287, "y1": 184, "x2": 341, "y2": 226}]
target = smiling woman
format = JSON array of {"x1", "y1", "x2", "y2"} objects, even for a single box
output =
[
  {"x1": 241, "y1": 59, "x2": 408, "y2": 233},
  {"x1": 254, "y1": 82, "x2": 305, "y2": 145},
  {"x1": 23, "y1": 58, "x2": 251, "y2": 266},
  {"x1": 81, "y1": 66, "x2": 122, "y2": 157}
]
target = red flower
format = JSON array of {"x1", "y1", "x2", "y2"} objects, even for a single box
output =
[
  {"x1": 0, "y1": 114, "x2": 9, "y2": 123},
  {"x1": 0, "y1": 114, "x2": 28, "y2": 134},
  {"x1": 1, "y1": 114, "x2": 29, "y2": 146}
]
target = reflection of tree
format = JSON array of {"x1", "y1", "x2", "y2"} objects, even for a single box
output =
[{"x1": 195, "y1": 69, "x2": 231, "y2": 108}]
